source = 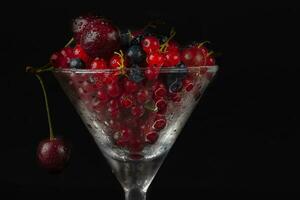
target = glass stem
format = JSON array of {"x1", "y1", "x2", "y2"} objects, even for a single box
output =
[{"x1": 124, "y1": 188, "x2": 147, "y2": 200}]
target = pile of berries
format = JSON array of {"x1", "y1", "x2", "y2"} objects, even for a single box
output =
[{"x1": 51, "y1": 15, "x2": 216, "y2": 154}]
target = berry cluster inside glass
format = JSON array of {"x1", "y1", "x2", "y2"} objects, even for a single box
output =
[{"x1": 54, "y1": 66, "x2": 217, "y2": 160}]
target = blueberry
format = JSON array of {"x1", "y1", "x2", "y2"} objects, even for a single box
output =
[
  {"x1": 126, "y1": 45, "x2": 146, "y2": 64},
  {"x1": 120, "y1": 29, "x2": 132, "y2": 47},
  {"x1": 175, "y1": 62, "x2": 188, "y2": 79},
  {"x1": 128, "y1": 64, "x2": 145, "y2": 83},
  {"x1": 130, "y1": 34, "x2": 145, "y2": 45},
  {"x1": 69, "y1": 58, "x2": 85, "y2": 69}
]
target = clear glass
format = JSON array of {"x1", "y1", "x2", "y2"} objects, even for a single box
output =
[{"x1": 53, "y1": 66, "x2": 218, "y2": 200}]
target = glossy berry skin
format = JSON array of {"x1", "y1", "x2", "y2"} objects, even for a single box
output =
[
  {"x1": 69, "y1": 58, "x2": 85, "y2": 69},
  {"x1": 50, "y1": 52, "x2": 68, "y2": 68},
  {"x1": 144, "y1": 67, "x2": 159, "y2": 80},
  {"x1": 155, "y1": 98, "x2": 167, "y2": 114},
  {"x1": 109, "y1": 54, "x2": 122, "y2": 68},
  {"x1": 80, "y1": 18, "x2": 120, "y2": 58},
  {"x1": 126, "y1": 45, "x2": 146, "y2": 64},
  {"x1": 181, "y1": 47, "x2": 196, "y2": 66},
  {"x1": 107, "y1": 83, "x2": 121, "y2": 98},
  {"x1": 37, "y1": 138, "x2": 71, "y2": 173},
  {"x1": 120, "y1": 93, "x2": 135, "y2": 108},
  {"x1": 136, "y1": 89, "x2": 150, "y2": 104},
  {"x1": 164, "y1": 51, "x2": 180, "y2": 67},
  {"x1": 124, "y1": 79, "x2": 139, "y2": 93},
  {"x1": 61, "y1": 47, "x2": 75, "y2": 59},
  {"x1": 142, "y1": 36, "x2": 160, "y2": 54},
  {"x1": 97, "y1": 89, "x2": 109, "y2": 103},
  {"x1": 145, "y1": 131, "x2": 158, "y2": 144},
  {"x1": 147, "y1": 52, "x2": 165, "y2": 68},
  {"x1": 166, "y1": 41, "x2": 180, "y2": 53},
  {"x1": 90, "y1": 58, "x2": 107, "y2": 69},
  {"x1": 73, "y1": 45, "x2": 90, "y2": 64},
  {"x1": 153, "y1": 114, "x2": 166, "y2": 130},
  {"x1": 128, "y1": 64, "x2": 145, "y2": 83},
  {"x1": 72, "y1": 15, "x2": 97, "y2": 43},
  {"x1": 192, "y1": 48, "x2": 206, "y2": 66},
  {"x1": 131, "y1": 105, "x2": 145, "y2": 118},
  {"x1": 205, "y1": 54, "x2": 216, "y2": 66},
  {"x1": 153, "y1": 82, "x2": 167, "y2": 98},
  {"x1": 182, "y1": 77, "x2": 194, "y2": 92}
]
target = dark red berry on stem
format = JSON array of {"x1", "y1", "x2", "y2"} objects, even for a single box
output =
[
  {"x1": 142, "y1": 36, "x2": 160, "y2": 54},
  {"x1": 166, "y1": 40, "x2": 180, "y2": 53},
  {"x1": 50, "y1": 52, "x2": 68, "y2": 68},
  {"x1": 37, "y1": 138, "x2": 71, "y2": 173},
  {"x1": 120, "y1": 93, "x2": 134, "y2": 108},
  {"x1": 80, "y1": 18, "x2": 120, "y2": 58}
]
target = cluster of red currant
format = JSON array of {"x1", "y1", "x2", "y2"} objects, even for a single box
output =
[{"x1": 50, "y1": 15, "x2": 216, "y2": 154}]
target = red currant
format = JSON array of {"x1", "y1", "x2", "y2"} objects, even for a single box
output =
[
  {"x1": 131, "y1": 105, "x2": 145, "y2": 118},
  {"x1": 147, "y1": 52, "x2": 165, "y2": 68},
  {"x1": 153, "y1": 114, "x2": 166, "y2": 131},
  {"x1": 50, "y1": 52, "x2": 68, "y2": 68},
  {"x1": 145, "y1": 131, "x2": 159, "y2": 144},
  {"x1": 142, "y1": 36, "x2": 160, "y2": 54},
  {"x1": 206, "y1": 54, "x2": 216, "y2": 66},
  {"x1": 136, "y1": 89, "x2": 150, "y2": 104},
  {"x1": 182, "y1": 77, "x2": 194, "y2": 92},
  {"x1": 61, "y1": 47, "x2": 75, "y2": 59},
  {"x1": 181, "y1": 47, "x2": 196, "y2": 66},
  {"x1": 192, "y1": 48, "x2": 205, "y2": 66},
  {"x1": 120, "y1": 93, "x2": 135, "y2": 108},
  {"x1": 109, "y1": 54, "x2": 122, "y2": 68},
  {"x1": 153, "y1": 82, "x2": 167, "y2": 98},
  {"x1": 124, "y1": 79, "x2": 139, "y2": 93},
  {"x1": 166, "y1": 40, "x2": 180, "y2": 53},
  {"x1": 164, "y1": 51, "x2": 180, "y2": 67},
  {"x1": 90, "y1": 57, "x2": 107, "y2": 69},
  {"x1": 144, "y1": 67, "x2": 159, "y2": 80},
  {"x1": 155, "y1": 98, "x2": 167, "y2": 114},
  {"x1": 73, "y1": 44, "x2": 90, "y2": 64},
  {"x1": 97, "y1": 89, "x2": 109, "y2": 103},
  {"x1": 115, "y1": 128, "x2": 133, "y2": 147},
  {"x1": 107, "y1": 83, "x2": 121, "y2": 98}
]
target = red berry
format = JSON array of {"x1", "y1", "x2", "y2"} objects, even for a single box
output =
[
  {"x1": 155, "y1": 98, "x2": 167, "y2": 114},
  {"x1": 72, "y1": 15, "x2": 98, "y2": 43},
  {"x1": 108, "y1": 99, "x2": 119, "y2": 109},
  {"x1": 61, "y1": 47, "x2": 75, "y2": 59},
  {"x1": 136, "y1": 89, "x2": 150, "y2": 104},
  {"x1": 206, "y1": 54, "x2": 216, "y2": 66},
  {"x1": 197, "y1": 45, "x2": 209, "y2": 56},
  {"x1": 144, "y1": 67, "x2": 159, "y2": 80},
  {"x1": 115, "y1": 128, "x2": 133, "y2": 147},
  {"x1": 153, "y1": 83, "x2": 167, "y2": 97},
  {"x1": 109, "y1": 54, "x2": 122, "y2": 68},
  {"x1": 80, "y1": 18, "x2": 120, "y2": 58},
  {"x1": 73, "y1": 44, "x2": 90, "y2": 64},
  {"x1": 50, "y1": 52, "x2": 68, "y2": 68},
  {"x1": 142, "y1": 36, "x2": 160, "y2": 54},
  {"x1": 124, "y1": 79, "x2": 139, "y2": 93},
  {"x1": 90, "y1": 57, "x2": 107, "y2": 69},
  {"x1": 182, "y1": 78, "x2": 194, "y2": 92},
  {"x1": 120, "y1": 93, "x2": 134, "y2": 108},
  {"x1": 153, "y1": 114, "x2": 167, "y2": 130},
  {"x1": 164, "y1": 51, "x2": 180, "y2": 67},
  {"x1": 192, "y1": 48, "x2": 205, "y2": 66},
  {"x1": 129, "y1": 137, "x2": 144, "y2": 153},
  {"x1": 145, "y1": 131, "x2": 159, "y2": 144},
  {"x1": 181, "y1": 47, "x2": 196, "y2": 66},
  {"x1": 107, "y1": 83, "x2": 121, "y2": 98},
  {"x1": 147, "y1": 52, "x2": 165, "y2": 68},
  {"x1": 171, "y1": 92, "x2": 181, "y2": 102},
  {"x1": 131, "y1": 105, "x2": 145, "y2": 118},
  {"x1": 103, "y1": 72, "x2": 118, "y2": 84},
  {"x1": 97, "y1": 89, "x2": 109, "y2": 103},
  {"x1": 108, "y1": 106, "x2": 120, "y2": 119},
  {"x1": 166, "y1": 40, "x2": 180, "y2": 53},
  {"x1": 37, "y1": 138, "x2": 71, "y2": 172}
]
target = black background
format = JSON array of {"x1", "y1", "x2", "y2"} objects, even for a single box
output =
[{"x1": 1, "y1": 0, "x2": 300, "y2": 195}]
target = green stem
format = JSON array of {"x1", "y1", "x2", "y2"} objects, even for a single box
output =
[
  {"x1": 64, "y1": 37, "x2": 74, "y2": 47},
  {"x1": 35, "y1": 74, "x2": 54, "y2": 140}
]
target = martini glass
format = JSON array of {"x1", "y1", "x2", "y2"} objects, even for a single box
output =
[{"x1": 53, "y1": 65, "x2": 218, "y2": 199}]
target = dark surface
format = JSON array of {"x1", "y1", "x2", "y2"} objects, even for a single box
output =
[{"x1": 1, "y1": 0, "x2": 300, "y2": 195}]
